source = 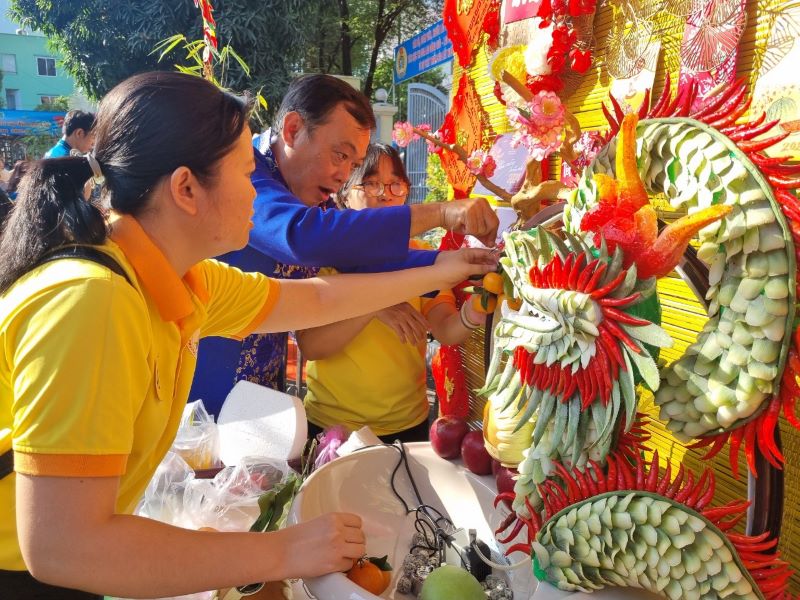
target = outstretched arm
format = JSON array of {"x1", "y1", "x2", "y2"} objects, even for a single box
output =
[
  {"x1": 17, "y1": 474, "x2": 365, "y2": 597},
  {"x1": 255, "y1": 248, "x2": 496, "y2": 334},
  {"x1": 246, "y1": 151, "x2": 500, "y2": 269}
]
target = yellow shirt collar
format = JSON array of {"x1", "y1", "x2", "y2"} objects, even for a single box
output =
[{"x1": 108, "y1": 213, "x2": 209, "y2": 322}]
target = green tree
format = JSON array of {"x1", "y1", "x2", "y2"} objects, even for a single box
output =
[
  {"x1": 333, "y1": 0, "x2": 441, "y2": 98},
  {"x1": 34, "y1": 95, "x2": 70, "y2": 112},
  {"x1": 10, "y1": 0, "x2": 444, "y2": 113},
  {"x1": 351, "y1": 0, "x2": 441, "y2": 98},
  {"x1": 423, "y1": 152, "x2": 449, "y2": 203},
  {"x1": 10, "y1": 0, "x2": 312, "y2": 120},
  {"x1": 291, "y1": 0, "x2": 443, "y2": 100},
  {"x1": 18, "y1": 134, "x2": 58, "y2": 159},
  {"x1": 371, "y1": 56, "x2": 447, "y2": 121}
]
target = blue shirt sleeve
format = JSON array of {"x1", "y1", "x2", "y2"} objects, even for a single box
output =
[{"x1": 247, "y1": 152, "x2": 439, "y2": 270}]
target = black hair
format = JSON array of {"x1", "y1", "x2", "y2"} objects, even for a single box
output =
[
  {"x1": 272, "y1": 74, "x2": 376, "y2": 136},
  {"x1": 63, "y1": 109, "x2": 96, "y2": 136},
  {"x1": 335, "y1": 142, "x2": 410, "y2": 208},
  {"x1": 0, "y1": 71, "x2": 251, "y2": 293}
]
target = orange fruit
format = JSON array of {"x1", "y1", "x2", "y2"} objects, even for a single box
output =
[
  {"x1": 347, "y1": 558, "x2": 391, "y2": 595},
  {"x1": 482, "y1": 272, "x2": 504, "y2": 295},
  {"x1": 472, "y1": 294, "x2": 497, "y2": 314},
  {"x1": 506, "y1": 296, "x2": 523, "y2": 311}
]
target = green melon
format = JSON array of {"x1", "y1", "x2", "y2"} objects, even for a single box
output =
[{"x1": 419, "y1": 565, "x2": 485, "y2": 600}]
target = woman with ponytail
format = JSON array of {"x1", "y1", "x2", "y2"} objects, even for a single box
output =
[{"x1": 0, "y1": 71, "x2": 495, "y2": 599}]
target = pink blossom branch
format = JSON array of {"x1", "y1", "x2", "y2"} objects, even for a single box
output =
[
  {"x1": 411, "y1": 127, "x2": 513, "y2": 202},
  {"x1": 501, "y1": 70, "x2": 582, "y2": 166}
]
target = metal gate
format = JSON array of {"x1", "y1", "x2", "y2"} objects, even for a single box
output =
[{"x1": 405, "y1": 83, "x2": 448, "y2": 204}]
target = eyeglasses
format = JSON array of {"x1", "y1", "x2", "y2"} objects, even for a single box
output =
[{"x1": 354, "y1": 181, "x2": 409, "y2": 197}]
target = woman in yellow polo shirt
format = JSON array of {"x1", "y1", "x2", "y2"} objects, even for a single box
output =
[
  {"x1": 299, "y1": 143, "x2": 488, "y2": 442},
  {"x1": 0, "y1": 73, "x2": 495, "y2": 599}
]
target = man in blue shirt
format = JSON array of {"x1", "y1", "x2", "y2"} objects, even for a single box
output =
[
  {"x1": 44, "y1": 110, "x2": 96, "y2": 158},
  {"x1": 191, "y1": 74, "x2": 499, "y2": 413}
]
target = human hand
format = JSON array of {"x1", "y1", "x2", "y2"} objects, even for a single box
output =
[
  {"x1": 433, "y1": 248, "x2": 498, "y2": 288},
  {"x1": 440, "y1": 197, "x2": 500, "y2": 246},
  {"x1": 462, "y1": 294, "x2": 488, "y2": 328},
  {"x1": 278, "y1": 513, "x2": 365, "y2": 579},
  {"x1": 376, "y1": 302, "x2": 429, "y2": 345}
]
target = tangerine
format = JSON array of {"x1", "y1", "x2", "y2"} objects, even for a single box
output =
[
  {"x1": 482, "y1": 272, "x2": 504, "y2": 295},
  {"x1": 346, "y1": 558, "x2": 391, "y2": 595},
  {"x1": 471, "y1": 293, "x2": 497, "y2": 314}
]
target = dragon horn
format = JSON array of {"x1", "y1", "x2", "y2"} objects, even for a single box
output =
[
  {"x1": 637, "y1": 205, "x2": 732, "y2": 279},
  {"x1": 615, "y1": 113, "x2": 650, "y2": 214}
]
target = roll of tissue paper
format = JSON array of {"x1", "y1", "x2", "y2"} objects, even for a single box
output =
[{"x1": 217, "y1": 380, "x2": 307, "y2": 466}]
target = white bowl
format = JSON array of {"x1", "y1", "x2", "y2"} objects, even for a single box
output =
[
  {"x1": 287, "y1": 442, "x2": 535, "y2": 600},
  {"x1": 287, "y1": 442, "x2": 660, "y2": 600}
]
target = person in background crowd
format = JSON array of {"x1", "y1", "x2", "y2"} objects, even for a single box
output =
[
  {"x1": 44, "y1": 109, "x2": 96, "y2": 158},
  {"x1": 298, "y1": 143, "x2": 488, "y2": 442},
  {"x1": 0, "y1": 71, "x2": 496, "y2": 600},
  {"x1": 0, "y1": 158, "x2": 11, "y2": 191},
  {"x1": 191, "y1": 74, "x2": 499, "y2": 413},
  {"x1": 5, "y1": 161, "x2": 30, "y2": 200}
]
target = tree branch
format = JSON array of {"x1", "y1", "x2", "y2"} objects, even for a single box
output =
[{"x1": 412, "y1": 127, "x2": 513, "y2": 202}]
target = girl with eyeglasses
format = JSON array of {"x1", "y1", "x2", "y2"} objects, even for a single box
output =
[{"x1": 298, "y1": 143, "x2": 488, "y2": 443}]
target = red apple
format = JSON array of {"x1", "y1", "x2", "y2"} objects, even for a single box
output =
[
  {"x1": 429, "y1": 416, "x2": 469, "y2": 459},
  {"x1": 495, "y1": 466, "x2": 518, "y2": 508},
  {"x1": 491, "y1": 458, "x2": 501, "y2": 476},
  {"x1": 460, "y1": 431, "x2": 493, "y2": 475}
]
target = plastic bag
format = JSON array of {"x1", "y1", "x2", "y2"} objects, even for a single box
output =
[
  {"x1": 136, "y1": 451, "x2": 196, "y2": 528},
  {"x1": 129, "y1": 455, "x2": 291, "y2": 600},
  {"x1": 172, "y1": 400, "x2": 219, "y2": 470},
  {"x1": 183, "y1": 457, "x2": 289, "y2": 532}
]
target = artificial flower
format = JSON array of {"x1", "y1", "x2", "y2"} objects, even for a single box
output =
[
  {"x1": 527, "y1": 74, "x2": 564, "y2": 95},
  {"x1": 537, "y1": 0, "x2": 554, "y2": 19},
  {"x1": 562, "y1": 130, "x2": 605, "y2": 186},
  {"x1": 483, "y1": 155, "x2": 498, "y2": 177},
  {"x1": 569, "y1": 0, "x2": 597, "y2": 16},
  {"x1": 570, "y1": 48, "x2": 593, "y2": 73},
  {"x1": 524, "y1": 20, "x2": 555, "y2": 76},
  {"x1": 466, "y1": 149, "x2": 497, "y2": 178},
  {"x1": 506, "y1": 91, "x2": 567, "y2": 161},
  {"x1": 549, "y1": 23, "x2": 577, "y2": 59},
  {"x1": 490, "y1": 45, "x2": 529, "y2": 84},
  {"x1": 392, "y1": 121, "x2": 418, "y2": 148},
  {"x1": 415, "y1": 123, "x2": 439, "y2": 153},
  {"x1": 531, "y1": 90, "x2": 566, "y2": 127}
]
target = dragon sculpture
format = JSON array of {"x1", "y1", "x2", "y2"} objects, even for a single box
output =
[{"x1": 482, "y1": 78, "x2": 800, "y2": 598}]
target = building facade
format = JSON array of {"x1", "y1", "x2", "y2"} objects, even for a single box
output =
[
  {"x1": 0, "y1": 0, "x2": 75, "y2": 111},
  {"x1": 0, "y1": 0, "x2": 82, "y2": 162}
]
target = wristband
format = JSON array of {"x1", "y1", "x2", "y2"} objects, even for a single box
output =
[{"x1": 460, "y1": 301, "x2": 483, "y2": 330}]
